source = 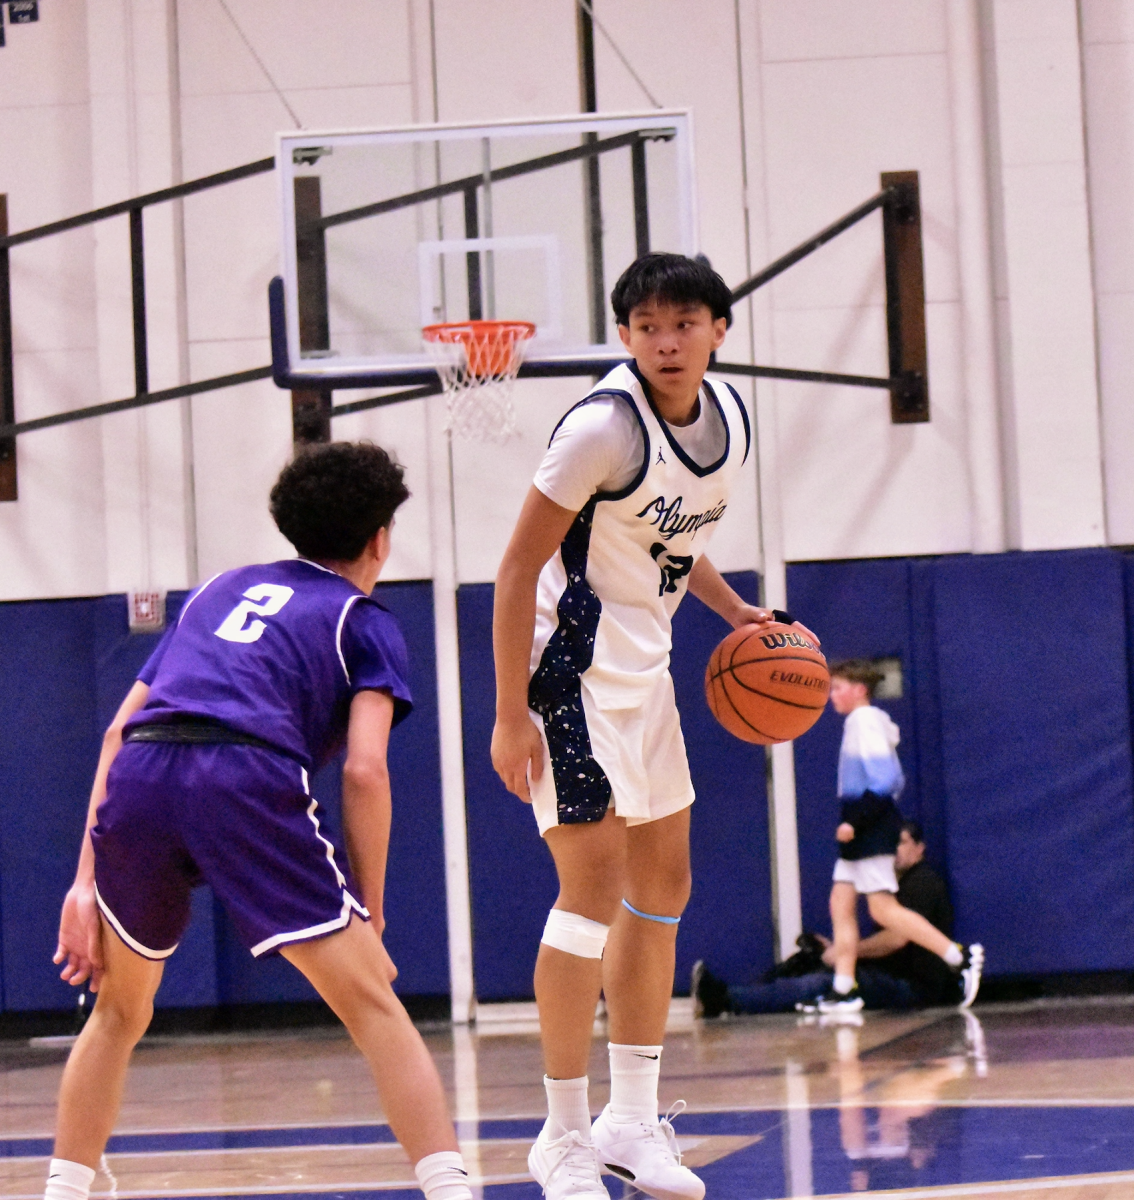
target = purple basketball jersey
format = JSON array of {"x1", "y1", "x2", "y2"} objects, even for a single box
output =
[{"x1": 127, "y1": 559, "x2": 412, "y2": 770}]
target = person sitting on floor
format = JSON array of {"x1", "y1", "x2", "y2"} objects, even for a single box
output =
[{"x1": 692, "y1": 821, "x2": 973, "y2": 1016}]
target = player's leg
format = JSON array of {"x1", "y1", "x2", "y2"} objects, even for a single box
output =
[
  {"x1": 603, "y1": 805, "x2": 690, "y2": 1045},
  {"x1": 593, "y1": 807, "x2": 703, "y2": 1200},
  {"x1": 281, "y1": 919, "x2": 462, "y2": 1166},
  {"x1": 864, "y1": 891, "x2": 984, "y2": 1006},
  {"x1": 817, "y1": 881, "x2": 864, "y2": 1013},
  {"x1": 537, "y1": 810, "x2": 626, "y2": 1078},
  {"x1": 830, "y1": 881, "x2": 859, "y2": 980},
  {"x1": 529, "y1": 812, "x2": 625, "y2": 1200},
  {"x1": 52, "y1": 917, "x2": 164, "y2": 1172},
  {"x1": 865, "y1": 890, "x2": 954, "y2": 957}
]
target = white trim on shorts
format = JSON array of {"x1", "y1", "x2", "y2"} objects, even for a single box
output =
[
  {"x1": 94, "y1": 882, "x2": 179, "y2": 961},
  {"x1": 247, "y1": 767, "x2": 370, "y2": 957},
  {"x1": 250, "y1": 896, "x2": 357, "y2": 957},
  {"x1": 833, "y1": 854, "x2": 899, "y2": 895}
]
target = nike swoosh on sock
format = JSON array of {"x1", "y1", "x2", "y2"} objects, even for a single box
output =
[{"x1": 634, "y1": 1053, "x2": 659, "y2": 1059}]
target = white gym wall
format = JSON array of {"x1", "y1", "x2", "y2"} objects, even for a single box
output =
[{"x1": 0, "y1": 0, "x2": 1127, "y2": 594}]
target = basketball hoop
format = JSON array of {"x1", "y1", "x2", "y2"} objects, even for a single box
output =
[{"x1": 423, "y1": 320, "x2": 536, "y2": 443}]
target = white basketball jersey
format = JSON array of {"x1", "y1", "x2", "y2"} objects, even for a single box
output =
[{"x1": 529, "y1": 362, "x2": 751, "y2": 713}]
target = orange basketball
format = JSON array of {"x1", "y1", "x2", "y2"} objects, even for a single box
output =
[{"x1": 705, "y1": 622, "x2": 829, "y2": 745}]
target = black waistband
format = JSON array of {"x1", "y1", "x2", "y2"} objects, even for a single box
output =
[{"x1": 125, "y1": 720, "x2": 280, "y2": 755}]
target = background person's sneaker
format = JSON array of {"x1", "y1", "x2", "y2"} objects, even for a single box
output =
[
  {"x1": 690, "y1": 960, "x2": 730, "y2": 1019},
  {"x1": 959, "y1": 943, "x2": 984, "y2": 1009},
  {"x1": 816, "y1": 986, "x2": 864, "y2": 1014}
]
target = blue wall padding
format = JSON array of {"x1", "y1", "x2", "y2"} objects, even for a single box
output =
[
  {"x1": 457, "y1": 573, "x2": 774, "y2": 999},
  {"x1": 211, "y1": 579, "x2": 450, "y2": 1002},
  {"x1": 790, "y1": 549, "x2": 1134, "y2": 977},
  {"x1": 786, "y1": 559, "x2": 926, "y2": 934},
  {"x1": 932, "y1": 550, "x2": 1134, "y2": 972},
  {"x1": 0, "y1": 598, "x2": 100, "y2": 1010}
]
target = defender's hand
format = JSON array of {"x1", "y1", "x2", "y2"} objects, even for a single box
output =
[
  {"x1": 836, "y1": 822, "x2": 855, "y2": 843},
  {"x1": 491, "y1": 715, "x2": 544, "y2": 803},
  {"x1": 54, "y1": 881, "x2": 104, "y2": 993},
  {"x1": 377, "y1": 939, "x2": 398, "y2": 984}
]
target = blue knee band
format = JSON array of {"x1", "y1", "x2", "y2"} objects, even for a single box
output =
[{"x1": 622, "y1": 898, "x2": 680, "y2": 925}]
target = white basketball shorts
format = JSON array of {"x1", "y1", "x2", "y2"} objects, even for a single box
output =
[
  {"x1": 528, "y1": 670, "x2": 695, "y2": 836},
  {"x1": 833, "y1": 854, "x2": 899, "y2": 895}
]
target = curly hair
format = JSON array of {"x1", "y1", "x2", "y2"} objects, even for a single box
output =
[
  {"x1": 610, "y1": 252, "x2": 733, "y2": 328},
  {"x1": 270, "y1": 441, "x2": 409, "y2": 562}
]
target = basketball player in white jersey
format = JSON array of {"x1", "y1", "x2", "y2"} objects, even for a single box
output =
[{"x1": 492, "y1": 254, "x2": 815, "y2": 1200}]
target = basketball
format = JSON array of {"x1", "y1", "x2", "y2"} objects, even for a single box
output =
[{"x1": 704, "y1": 622, "x2": 830, "y2": 745}]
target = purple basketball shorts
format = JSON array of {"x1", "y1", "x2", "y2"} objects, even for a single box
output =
[{"x1": 92, "y1": 741, "x2": 368, "y2": 960}]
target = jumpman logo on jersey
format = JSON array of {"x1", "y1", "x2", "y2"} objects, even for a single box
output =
[{"x1": 656, "y1": 447, "x2": 666, "y2": 465}]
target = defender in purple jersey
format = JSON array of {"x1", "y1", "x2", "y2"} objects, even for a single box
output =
[{"x1": 45, "y1": 445, "x2": 472, "y2": 1200}]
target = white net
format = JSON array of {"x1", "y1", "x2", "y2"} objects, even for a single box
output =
[{"x1": 423, "y1": 321, "x2": 535, "y2": 444}]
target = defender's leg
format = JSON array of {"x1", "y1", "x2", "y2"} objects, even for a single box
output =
[
  {"x1": 53, "y1": 918, "x2": 165, "y2": 1169},
  {"x1": 281, "y1": 918, "x2": 458, "y2": 1164}
]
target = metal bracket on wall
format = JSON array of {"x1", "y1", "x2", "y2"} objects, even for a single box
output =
[{"x1": 881, "y1": 170, "x2": 930, "y2": 423}]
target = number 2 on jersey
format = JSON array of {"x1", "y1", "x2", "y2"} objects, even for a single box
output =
[{"x1": 214, "y1": 584, "x2": 295, "y2": 644}]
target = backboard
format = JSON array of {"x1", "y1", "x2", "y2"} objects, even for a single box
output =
[{"x1": 275, "y1": 110, "x2": 697, "y2": 385}]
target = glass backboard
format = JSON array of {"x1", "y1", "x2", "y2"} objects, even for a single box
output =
[{"x1": 276, "y1": 110, "x2": 697, "y2": 384}]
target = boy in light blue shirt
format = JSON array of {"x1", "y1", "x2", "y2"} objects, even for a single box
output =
[{"x1": 812, "y1": 660, "x2": 983, "y2": 1013}]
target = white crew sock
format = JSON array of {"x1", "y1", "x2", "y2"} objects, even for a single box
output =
[
  {"x1": 833, "y1": 974, "x2": 855, "y2": 995},
  {"x1": 543, "y1": 1074, "x2": 591, "y2": 1138},
  {"x1": 943, "y1": 943, "x2": 964, "y2": 967},
  {"x1": 44, "y1": 1159, "x2": 95, "y2": 1200},
  {"x1": 414, "y1": 1151, "x2": 472, "y2": 1200},
  {"x1": 608, "y1": 1043, "x2": 662, "y2": 1125}
]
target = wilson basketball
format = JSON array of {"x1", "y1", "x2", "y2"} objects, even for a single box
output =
[{"x1": 705, "y1": 622, "x2": 830, "y2": 745}]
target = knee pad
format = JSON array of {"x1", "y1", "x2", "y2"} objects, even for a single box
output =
[{"x1": 541, "y1": 909, "x2": 610, "y2": 959}]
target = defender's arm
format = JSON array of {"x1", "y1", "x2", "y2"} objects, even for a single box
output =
[
  {"x1": 55, "y1": 679, "x2": 150, "y2": 992},
  {"x1": 342, "y1": 689, "x2": 396, "y2": 930}
]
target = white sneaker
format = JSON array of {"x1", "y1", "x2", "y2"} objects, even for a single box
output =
[
  {"x1": 528, "y1": 1125, "x2": 609, "y2": 1200},
  {"x1": 591, "y1": 1103, "x2": 704, "y2": 1200},
  {"x1": 959, "y1": 944, "x2": 984, "y2": 1009}
]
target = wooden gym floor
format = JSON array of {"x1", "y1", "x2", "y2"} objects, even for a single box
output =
[{"x1": 4, "y1": 997, "x2": 1134, "y2": 1199}]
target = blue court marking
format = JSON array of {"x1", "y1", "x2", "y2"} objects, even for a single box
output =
[{"x1": 9, "y1": 1107, "x2": 1134, "y2": 1198}]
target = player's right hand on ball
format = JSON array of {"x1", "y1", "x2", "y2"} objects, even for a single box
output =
[
  {"x1": 491, "y1": 716, "x2": 544, "y2": 803},
  {"x1": 54, "y1": 881, "x2": 104, "y2": 992}
]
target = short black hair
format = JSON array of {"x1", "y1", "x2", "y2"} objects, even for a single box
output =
[
  {"x1": 270, "y1": 441, "x2": 409, "y2": 561},
  {"x1": 610, "y1": 252, "x2": 733, "y2": 328},
  {"x1": 901, "y1": 820, "x2": 925, "y2": 845},
  {"x1": 829, "y1": 658, "x2": 885, "y2": 699}
]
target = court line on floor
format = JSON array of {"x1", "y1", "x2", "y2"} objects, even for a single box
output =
[{"x1": 810, "y1": 1168, "x2": 1134, "y2": 1197}]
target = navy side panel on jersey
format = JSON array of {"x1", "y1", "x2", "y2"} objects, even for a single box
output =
[{"x1": 127, "y1": 559, "x2": 412, "y2": 770}]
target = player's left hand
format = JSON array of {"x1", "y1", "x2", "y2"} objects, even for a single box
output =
[
  {"x1": 836, "y1": 822, "x2": 855, "y2": 843},
  {"x1": 54, "y1": 880, "x2": 104, "y2": 993}
]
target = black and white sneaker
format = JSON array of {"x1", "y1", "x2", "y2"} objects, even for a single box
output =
[
  {"x1": 816, "y1": 986, "x2": 864, "y2": 1014},
  {"x1": 959, "y1": 944, "x2": 984, "y2": 1009},
  {"x1": 690, "y1": 960, "x2": 730, "y2": 1020}
]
